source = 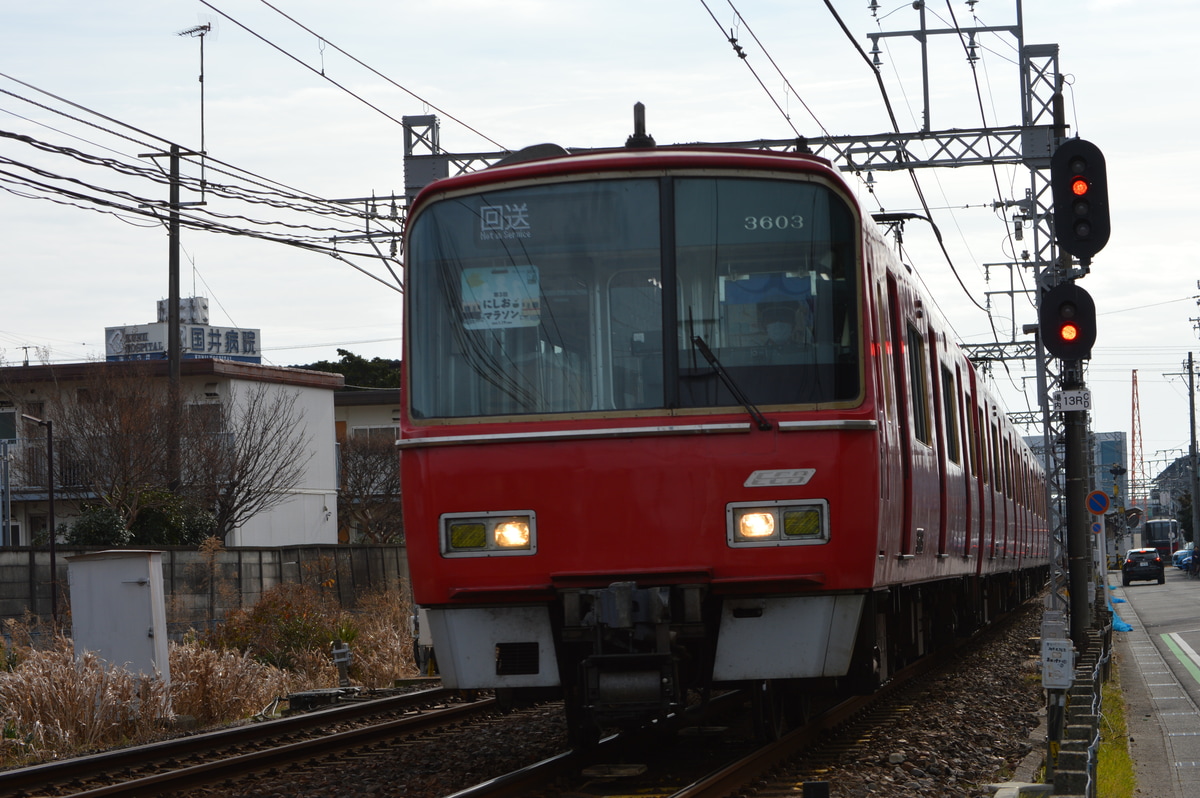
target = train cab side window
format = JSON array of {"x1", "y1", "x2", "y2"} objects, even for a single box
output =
[
  {"x1": 905, "y1": 324, "x2": 931, "y2": 445},
  {"x1": 406, "y1": 178, "x2": 659, "y2": 419},
  {"x1": 673, "y1": 177, "x2": 861, "y2": 409}
]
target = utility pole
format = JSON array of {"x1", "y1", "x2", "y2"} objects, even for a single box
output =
[
  {"x1": 167, "y1": 145, "x2": 181, "y2": 489},
  {"x1": 1189, "y1": 353, "x2": 1200, "y2": 544},
  {"x1": 139, "y1": 143, "x2": 197, "y2": 488}
]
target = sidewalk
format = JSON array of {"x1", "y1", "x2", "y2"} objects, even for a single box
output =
[{"x1": 1111, "y1": 583, "x2": 1200, "y2": 798}]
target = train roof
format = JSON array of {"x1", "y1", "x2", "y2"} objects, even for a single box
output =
[{"x1": 408, "y1": 144, "x2": 842, "y2": 211}]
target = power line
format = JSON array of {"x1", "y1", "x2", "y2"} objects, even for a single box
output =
[
  {"x1": 823, "y1": 0, "x2": 994, "y2": 324},
  {"x1": 251, "y1": 0, "x2": 508, "y2": 153}
]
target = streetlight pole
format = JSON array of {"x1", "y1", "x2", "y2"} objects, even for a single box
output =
[{"x1": 22, "y1": 414, "x2": 55, "y2": 626}]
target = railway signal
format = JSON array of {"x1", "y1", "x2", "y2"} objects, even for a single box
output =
[
  {"x1": 1039, "y1": 282, "x2": 1097, "y2": 360},
  {"x1": 1051, "y1": 138, "x2": 1110, "y2": 262}
]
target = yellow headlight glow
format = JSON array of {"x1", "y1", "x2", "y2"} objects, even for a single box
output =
[
  {"x1": 493, "y1": 520, "x2": 531, "y2": 548},
  {"x1": 783, "y1": 507, "x2": 821, "y2": 538},
  {"x1": 449, "y1": 522, "x2": 486, "y2": 549},
  {"x1": 738, "y1": 511, "x2": 776, "y2": 539},
  {"x1": 441, "y1": 511, "x2": 536, "y2": 557},
  {"x1": 727, "y1": 500, "x2": 827, "y2": 547}
]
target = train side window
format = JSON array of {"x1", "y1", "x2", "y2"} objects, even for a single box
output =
[
  {"x1": 977, "y1": 407, "x2": 988, "y2": 484},
  {"x1": 876, "y1": 284, "x2": 893, "y2": 419},
  {"x1": 990, "y1": 423, "x2": 1001, "y2": 491},
  {"x1": 964, "y1": 391, "x2": 976, "y2": 477},
  {"x1": 906, "y1": 323, "x2": 930, "y2": 445},
  {"x1": 940, "y1": 364, "x2": 960, "y2": 464}
]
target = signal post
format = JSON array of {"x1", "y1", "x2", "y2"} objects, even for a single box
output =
[
  {"x1": 1039, "y1": 136, "x2": 1107, "y2": 777},
  {"x1": 1042, "y1": 137, "x2": 1106, "y2": 651}
]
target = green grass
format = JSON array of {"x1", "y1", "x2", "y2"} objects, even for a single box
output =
[{"x1": 1097, "y1": 663, "x2": 1136, "y2": 798}]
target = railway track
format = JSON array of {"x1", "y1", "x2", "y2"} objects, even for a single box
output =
[
  {"x1": 437, "y1": 676, "x2": 917, "y2": 798},
  {"x1": 445, "y1": 602, "x2": 1040, "y2": 798},
  {"x1": 3, "y1": 602, "x2": 1041, "y2": 798},
  {"x1": 1, "y1": 686, "x2": 492, "y2": 797}
]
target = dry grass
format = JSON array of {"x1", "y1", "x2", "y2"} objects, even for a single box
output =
[
  {"x1": 1097, "y1": 665, "x2": 1136, "y2": 798},
  {"x1": 345, "y1": 587, "x2": 419, "y2": 688},
  {"x1": 168, "y1": 642, "x2": 292, "y2": 727},
  {"x1": 207, "y1": 582, "x2": 419, "y2": 689},
  {"x1": 0, "y1": 584, "x2": 419, "y2": 768},
  {"x1": 0, "y1": 635, "x2": 171, "y2": 766}
]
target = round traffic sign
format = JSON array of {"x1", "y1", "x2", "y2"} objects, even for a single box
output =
[
  {"x1": 1086, "y1": 490, "x2": 1110, "y2": 516},
  {"x1": 1091, "y1": 522, "x2": 1103, "y2": 535}
]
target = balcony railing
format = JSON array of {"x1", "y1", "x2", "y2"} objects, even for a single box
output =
[{"x1": 2, "y1": 440, "x2": 86, "y2": 492}]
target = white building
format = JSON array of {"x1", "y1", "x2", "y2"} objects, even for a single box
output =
[{"x1": 0, "y1": 359, "x2": 343, "y2": 547}]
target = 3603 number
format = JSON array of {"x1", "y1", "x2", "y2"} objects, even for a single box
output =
[{"x1": 743, "y1": 214, "x2": 805, "y2": 231}]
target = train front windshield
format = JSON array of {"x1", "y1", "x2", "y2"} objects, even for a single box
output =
[{"x1": 407, "y1": 175, "x2": 861, "y2": 419}]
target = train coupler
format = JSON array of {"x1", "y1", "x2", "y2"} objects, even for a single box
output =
[{"x1": 580, "y1": 652, "x2": 682, "y2": 726}]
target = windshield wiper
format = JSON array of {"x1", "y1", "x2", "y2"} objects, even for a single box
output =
[{"x1": 690, "y1": 335, "x2": 772, "y2": 431}]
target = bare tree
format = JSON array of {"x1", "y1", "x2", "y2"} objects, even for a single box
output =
[
  {"x1": 184, "y1": 383, "x2": 313, "y2": 541},
  {"x1": 1, "y1": 364, "x2": 318, "y2": 544},
  {"x1": 338, "y1": 433, "x2": 403, "y2": 543},
  {"x1": 35, "y1": 364, "x2": 178, "y2": 530}
]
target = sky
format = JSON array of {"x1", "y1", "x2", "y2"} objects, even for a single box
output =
[{"x1": 0, "y1": 0, "x2": 1196, "y2": 487}]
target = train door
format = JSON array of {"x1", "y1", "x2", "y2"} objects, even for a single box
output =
[
  {"x1": 976, "y1": 404, "x2": 993, "y2": 566},
  {"x1": 956, "y1": 367, "x2": 972, "y2": 557},
  {"x1": 874, "y1": 281, "x2": 896, "y2": 534},
  {"x1": 929, "y1": 340, "x2": 949, "y2": 556},
  {"x1": 964, "y1": 386, "x2": 980, "y2": 559},
  {"x1": 885, "y1": 275, "x2": 915, "y2": 557}
]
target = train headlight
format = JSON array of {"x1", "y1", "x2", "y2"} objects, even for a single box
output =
[
  {"x1": 494, "y1": 520, "x2": 531, "y2": 548},
  {"x1": 441, "y1": 511, "x2": 536, "y2": 557},
  {"x1": 738, "y1": 512, "x2": 776, "y2": 539},
  {"x1": 728, "y1": 500, "x2": 828, "y2": 547}
]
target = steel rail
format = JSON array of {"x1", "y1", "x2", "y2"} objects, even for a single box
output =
[
  {"x1": 60, "y1": 698, "x2": 497, "y2": 798},
  {"x1": 0, "y1": 686, "x2": 474, "y2": 796}
]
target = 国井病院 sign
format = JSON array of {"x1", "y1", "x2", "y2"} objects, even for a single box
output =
[{"x1": 105, "y1": 323, "x2": 262, "y2": 364}]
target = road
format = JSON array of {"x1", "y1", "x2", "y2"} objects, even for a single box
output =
[{"x1": 1116, "y1": 561, "x2": 1200, "y2": 703}]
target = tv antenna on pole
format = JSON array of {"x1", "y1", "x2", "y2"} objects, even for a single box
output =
[{"x1": 177, "y1": 21, "x2": 213, "y2": 199}]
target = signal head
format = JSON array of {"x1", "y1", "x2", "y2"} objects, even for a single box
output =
[
  {"x1": 1039, "y1": 282, "x2": 1096, "y2": 360},
  {"x1": 1051, "y1": 139, "x2": 1110, "y2": 262}
]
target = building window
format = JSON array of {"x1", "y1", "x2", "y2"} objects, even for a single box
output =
[{"x1": 352, "y1": 426, "x2": 399, "y2": 443}]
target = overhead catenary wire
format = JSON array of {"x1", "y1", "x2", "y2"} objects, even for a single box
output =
[
  {"x1": 822, "y1": 0, "x2": 993, "y2": 321},
  {"x1": 0, "y1": 134, "x2": 404, "y2": 296},
  {"x1": 0, "y1": 77, "x2": 408, "y2": 276},
  {"x1": 249, "y1": 0, "x2": 507, "y2": 153},
  {"x1": 698, "y1": 0, "x2": 881, "y2": 208},
  {"x1": 0, "y1": 75, "x2": 387, "y2": 224}
]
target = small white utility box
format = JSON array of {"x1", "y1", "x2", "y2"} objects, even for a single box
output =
[{"x1": 66, "y1": 550, "x2": 170, "y2": 684}]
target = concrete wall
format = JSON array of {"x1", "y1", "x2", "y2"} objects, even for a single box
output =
[
  {"x1": 212, "y1": 379, "x2": 341, "y2": 548},
  {"x1": 0, "y1": 544, "x2": 410, "y2": 638}
]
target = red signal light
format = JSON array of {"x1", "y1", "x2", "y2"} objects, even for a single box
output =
[
  {"x1": 1071, "y1": 177, "x2": 1089, "y2": 196},
  {"x1": 1060, "y1": 322, "x2": 1080, "y2": 342}
]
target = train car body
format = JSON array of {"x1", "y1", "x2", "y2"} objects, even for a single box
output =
[
  {"x1": 1142, "y1": 518, "x2": 1179, "y2": 560},
  {"x1": 399, "y1": 141, "x2": 1049, "y2": 738}
]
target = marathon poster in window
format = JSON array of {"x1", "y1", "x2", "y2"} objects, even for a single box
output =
[{"x1": 460, "y1": 266, "x2": 541, "y2": 329}]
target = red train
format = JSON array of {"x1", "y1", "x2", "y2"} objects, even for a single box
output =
[{"x1": 399, "y1": 127, "x2": 1050, "y2": 741}]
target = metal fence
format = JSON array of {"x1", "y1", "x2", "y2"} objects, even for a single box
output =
[{"x1": 0, "y1": 544, "x2": 410, "y2": 639}]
